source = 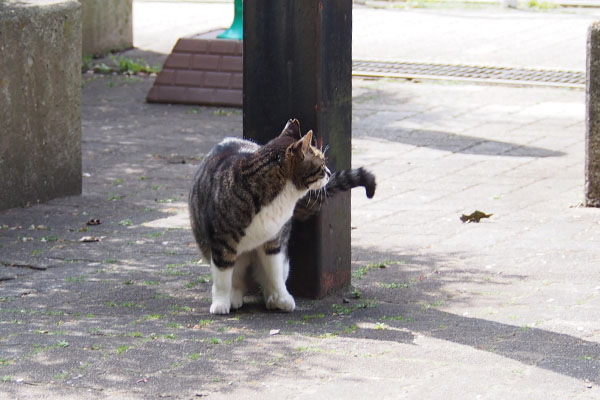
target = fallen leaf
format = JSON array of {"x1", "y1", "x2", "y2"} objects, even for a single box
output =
[
  {"x1": 460, "y1": 210, "x2": 493, "y2": 223},
  {"x1": 269, "y1": 329, "x2": 280, "y2": 336}
]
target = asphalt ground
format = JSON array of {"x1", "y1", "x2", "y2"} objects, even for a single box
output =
[{"x1": 1, "y1": 2, "x2": 600, "y2": 399}]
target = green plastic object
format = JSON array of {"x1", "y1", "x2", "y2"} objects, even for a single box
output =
[{"x1": 218, "y1": 0, "x2": 243, "y2": 40}]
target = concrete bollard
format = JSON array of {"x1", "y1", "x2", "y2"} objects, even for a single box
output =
[
  {"x1": 586, "y1": 22, "x2": 600, "y2": 207},
  {"x1": 0, "y1": 0, "x2": 82, "y2": 211},
  {"x1": 79, "y1": 0, "x2": 133, "y2": 57}
]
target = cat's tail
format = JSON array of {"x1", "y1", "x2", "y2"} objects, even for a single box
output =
[{"x1": 293, "y1": 167, "x2": 376, "y2": 221}]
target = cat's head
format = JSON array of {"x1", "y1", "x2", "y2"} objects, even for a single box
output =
[{"x1": 281, "y1": 120, "x2": 331, "y2": 192}]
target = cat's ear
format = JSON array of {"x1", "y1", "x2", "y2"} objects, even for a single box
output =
[
  {"x1": 301, "y1": 130, "x2": 313, "y2": 153},
  {"x1": 280, "y1": 119, "x2": 301, "y2": 139},
  {"x1": 289, "y1": 130, "x2": 313, "y2": 158}
]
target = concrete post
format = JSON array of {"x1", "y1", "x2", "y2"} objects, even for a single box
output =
[
  {"x1": 79, "y1": 0, "x2": 133, "y2": 57},
  {"x1": 586, "y1": 22, "x2": 600, "y2": 207},
  {"x1": 243, "y1": 0, "x2": 353, "y2": 298},
  {"x1": 0, "y1": 0, "x2": 82, "y2": 211}
]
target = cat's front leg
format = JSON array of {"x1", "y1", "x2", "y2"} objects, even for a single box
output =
[
  {"x1": 210, "y1": 261, "x2": 234, "y2": 314},
  {"x1": 253, "y1": 248, "x2": 295, "y2": 312}
]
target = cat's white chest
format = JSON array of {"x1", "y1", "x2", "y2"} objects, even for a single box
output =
[{"x1": 237, "y1": 181, "x2": 305, "y2": 254}]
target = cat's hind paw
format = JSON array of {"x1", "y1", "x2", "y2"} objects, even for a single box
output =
[
  {"x1": 210, "y1": 299, "x2": 231, "y2": 315},
  {"x1": 230, "y1": 288, "x2": 244, "y2": 310},
  {"x1": 265, "y1": 291, "x2": 295, "y2": 312}
]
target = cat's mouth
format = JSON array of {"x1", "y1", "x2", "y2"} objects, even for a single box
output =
[{"x1": 308, "y1": 168, "x2": 330, "y2": 191}]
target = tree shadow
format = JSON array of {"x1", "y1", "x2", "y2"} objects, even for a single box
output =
[
  {"x1": 387, "y1": 128, "x2": 565, "y2": 157},
  {"x1": 352, "y1": 86, "x2": 566, "y2": 157}
]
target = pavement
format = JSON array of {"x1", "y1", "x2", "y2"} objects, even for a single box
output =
[{"x1": 1, "y1": 1, "x2": 600, "y2": 399}]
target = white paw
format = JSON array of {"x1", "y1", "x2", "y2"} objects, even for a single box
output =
[
  {"x1": 230, "y1": 288, "x2": 244, "y2": 310},
  {"x1": 210, "y1": 299, "x2": 231, "y2": 315},
  {"x1": 265, "y1": 291, "x2": 295, "y2": 312}
]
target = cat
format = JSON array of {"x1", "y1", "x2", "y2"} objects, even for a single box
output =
[{"x1": 188, "y1": 119, "x2": 376, "y2": 314}]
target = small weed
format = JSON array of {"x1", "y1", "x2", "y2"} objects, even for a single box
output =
[
  {"x1": 343, "y1": 325, "x2": 358, "y2": 334},
  {"x1": 117, "y1": 345, "x2": 130, "y2": 354},
  {"x1": 145, "y1": 231, "x2": 164, "y2": 239},
  {"x1": 103, "y1": 258, "x2": 117, "y2": 264},
  {"x1": 118, "y1": 219, "x2": 133, "y2": 227},
  {"x1": 0, "y1": 358, "x2": 14, "y2": 366},
  {"x1": 380, "y1": 282, "x2": 409, "y2": 289},
  {"x1": 107, "y1": 301, "x2": 117, "y2": 307},
  {"x1": 236, "y1": 335, "x2": 244, "y2": 342},
  {"x1": 155, "y1": 198, "x2": 179, "y2": 204},
  {"x1": 302, "y1": 313, "x2": 325, "y2": 321},
  {"x1": 331, "y1": 299, "x2": 379, "y2": 315},
  {"x1": 380, "y1": 315, "x2": 408, "y2": 322},
  {"x1": 210, "y1": 338, "x2": 220, "y2": 344},
  {"x1": 266, "y1": 356, "x2": 283, "y2": 366},
  {"x1": 165, "y1": 322, "x2": 182, "y2": 329},
  {"x1": 186, "y1": 274, "x2": 211, "y2": 288},
  {"x1": 190, "y1": 353, "x2": 200, "y2": 360},
  {"x1": 127, "y1": 332, "x2": 143, "y2": 338},
  {"x1": 90, "y1": 344, "x2": 101, "y2": 350},
  {"x1": 213, "y1": 108, "x2": 242, "y2": 117},
  {"x1": 169, "y1": 304, "x2": 192, "y2": 313},
  {"x1": 122, "y1": 279, "x2": 134, "y2": 285},
  {"x1": 422, "y1": 299, "x2": 444, "y2": 310},
  {"x1": 527, "y1": 0, "x2": 558, "y2": 9},
  {"x1": 151, "y1": 185, "x2": 163, "y2": 190},
  {"x1": 107, "y1": 194, "x2": 125, "y2": 202},
  {"x1": 54, "y1": 372, "x2": 68, "y2": 380},
  {"x1": 112, "y1": 178, "x2": 125, "y2": 186},
  {"x1": 1, "y1": 375, "x2": 11, "y2": 383},
  {"x1": 581, "y1": 355, "x2": 593, "y2": 361},
  {"x1": 66, "y1": 275, "x2": 87, "y2": 283},
  {"x1": 352, "y1": 266, "x2": 368, "y2": 280},
  {"x1": 82, "y1": 55, "x2": 93, "y2": 72},
  {"x1": 351, "y1": 288, "x2": 362, "y2": 299},
  {"x1": 113, "y1": 55, "x2": 161, "y2": 75},
  {"x1": 196, "y1": 319, "x2": 212, "y2": 327},
  {"x1": 374, "y1": 323, "x2": 388, "y2": 330},
  {"x1": 186, "y1": 108, "x2": 201, "y2": 115},
  {"x1": 163, "y1": 333, "x2": 176, "y2": 340},
  {"x1": 57, "y1": 340, "x2": 69, "y2": 348},
  {"x1": 121, "y1": 302, "x2": 137, "y2": 307}
]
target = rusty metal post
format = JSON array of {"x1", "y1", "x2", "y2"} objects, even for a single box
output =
[{"x1": 243, "y1": 0, "x2": 352, "y2": 298}]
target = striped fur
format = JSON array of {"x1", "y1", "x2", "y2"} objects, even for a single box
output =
[
  {"x1": 188, "y1": 119, "x2": 376, "y2": 314},
  {"x1": 293, "y1": 167, "x2": 376, "y2": 221}
]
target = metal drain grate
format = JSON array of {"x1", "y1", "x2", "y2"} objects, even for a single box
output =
[{"x1": 352, "y1": 59, "x2": 585, "y2": 88}]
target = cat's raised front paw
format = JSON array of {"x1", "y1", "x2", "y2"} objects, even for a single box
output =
[
  {"x1": 210, "y1": 299, "x2": 231, "y2": 315},
  {"x1": 265, "y1": 291, "x2": 295, "y2": 312}
]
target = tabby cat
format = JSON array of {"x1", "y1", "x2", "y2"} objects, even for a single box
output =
[{"x1": 189, "y1": 119, "x2": 376, "y2": 314}]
